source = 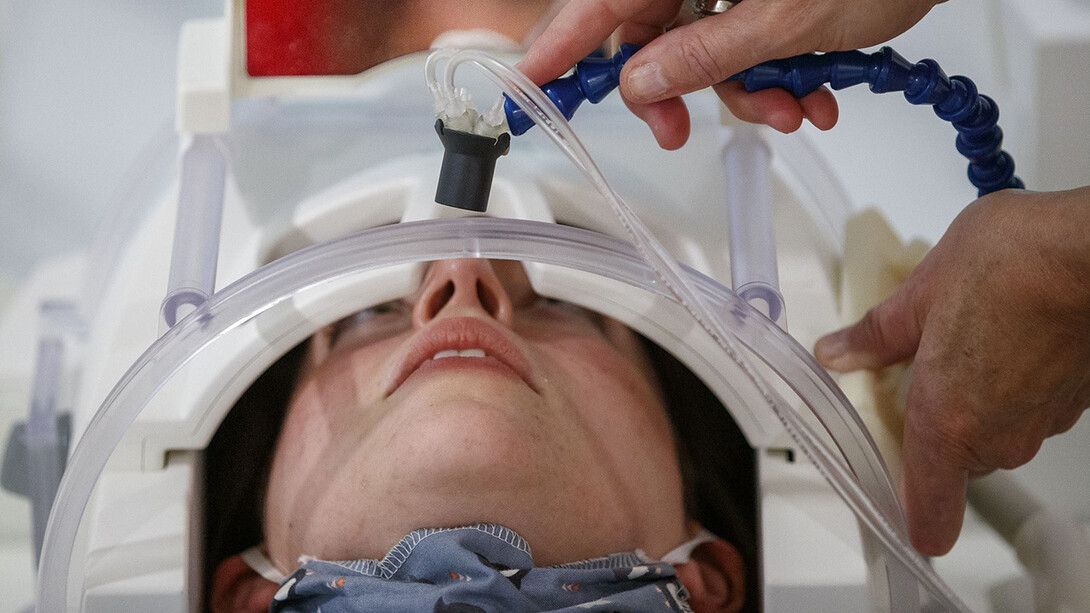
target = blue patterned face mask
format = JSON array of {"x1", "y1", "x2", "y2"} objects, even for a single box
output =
[{"x1": 263, "y1": 524, "x2": 696, "y2": 612}]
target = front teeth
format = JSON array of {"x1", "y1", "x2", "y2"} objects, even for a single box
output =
[{"x1": 431, "y1": 348, "x2": 487, "y2": 360}]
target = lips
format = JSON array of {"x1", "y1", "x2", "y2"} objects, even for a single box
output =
[{"x1": 385, "y1": 317, "x2": 537, "y2": 396}]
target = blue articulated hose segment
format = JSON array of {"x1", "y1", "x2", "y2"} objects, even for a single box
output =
[
  {"x1": 504, "y1": 44, "x2": 638, "y2": 137},
  {"x1": 508, "y1": 45, "x2": 1023, "y2": 196},
  {"x1": 728, "y1": 47, "x2": 1023, "y2": 196}
]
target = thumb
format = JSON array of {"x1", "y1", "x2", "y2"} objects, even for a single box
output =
[
  {"x1": 620, "y1": 1, "x2": 815, "y2": 103},
  {"x1": 815, "y1": 285, "x2": 923, "y2": 372}
]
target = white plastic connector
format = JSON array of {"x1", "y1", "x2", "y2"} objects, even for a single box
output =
[
  {"x1": 1013, "y1": 511, "x2": 1090, "y2": 612},
  {"x1": 970, "y1": 472, "x2": 1090, "y2": 612},
  {"x1": 426, "y1": 51, "x2": 511, "y2": 138},
  {"x1": 477, "y1": 98, "x2": 509, "y2": 139},
  {"x1": 176, "y1": 18, "x2": 231, "y2": 134}
]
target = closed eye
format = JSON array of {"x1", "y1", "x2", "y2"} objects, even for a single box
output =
[
  {"x1": 331, "y1": 300, "x2": 413, "y2": 349},
  {"x1": 530, "y1": 296, "x2": 606, "y2": 331}
]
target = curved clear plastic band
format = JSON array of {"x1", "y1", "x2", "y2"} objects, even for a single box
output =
[{"x1": 40, "y1": 218, "x2": 956, "y2": 611}]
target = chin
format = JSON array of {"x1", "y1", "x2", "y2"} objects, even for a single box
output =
[{"x1": 401, "y1": 401, "x2": 557, "y2": 471}]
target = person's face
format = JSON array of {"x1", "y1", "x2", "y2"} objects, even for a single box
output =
[{"x1": 263, "y1": 259, "x2": 688, "y2": 571}]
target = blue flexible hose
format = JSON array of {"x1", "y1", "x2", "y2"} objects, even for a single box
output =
[
  {"x1": 506, "y1": 45, "x2": 1023, "y2": 196},
  {"x1": 729, "y1": 47, "x2": 1023, "y2": 196}
]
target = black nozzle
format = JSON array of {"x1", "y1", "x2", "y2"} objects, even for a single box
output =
[{"x1": 434, "y1": 119, "x2": 510, "y2": 212}]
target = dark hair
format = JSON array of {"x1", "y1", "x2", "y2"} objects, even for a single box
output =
[
  {"x1": 641, "y1": 338, "x2": 759, "y2": 613},
  {"x1": 204, "y1": 336, "x2": 759, "y2": 612},
  {"x1": 203, "y1": 343, "x2": 305, "y2": 606}
]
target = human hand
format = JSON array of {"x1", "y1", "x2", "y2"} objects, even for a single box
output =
[
  {"x1": 520, "y1": 0, "x2": 942, "y2": 149},
  {"x1": 814, "y1": 187, "x2": 1090, "y2": 556}
]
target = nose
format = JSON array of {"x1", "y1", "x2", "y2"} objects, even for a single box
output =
[{"x1": 412, "y1": 259, "x2": 515, "y2": 328}]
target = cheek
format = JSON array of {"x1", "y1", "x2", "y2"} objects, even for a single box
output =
[
  {"x1": 268, "y1": 338, "x2": 399, "y2": 494},
  {"x1": 273, "y1": 387, "x2": 332, "y2": 484},
  {"x1": 263, "y1": 390, "x2": 328, "y2": 563},
  {"x1": 309, "y1": 334, "x2": 405, "y2": 422},
  {"x1": 263, "y1": 344, "x2": 393, "y2": 540},
  {"x1": 539, "y1": 339, "x2": 686, "y2": 526},
  {"x1": 546, "y1": 338, "x2": 646, "y2": 400},
  {"x1": 540, "y1": 338, "x2": 675, "y2": 449}
]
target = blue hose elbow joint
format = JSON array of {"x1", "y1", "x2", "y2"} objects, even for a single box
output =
[
  {"x1": 867, "y1": 47, "x2": 914, "y2": 94},
  {"x1": 505, "y1": 44, "x2": 639, "y2": 136}
]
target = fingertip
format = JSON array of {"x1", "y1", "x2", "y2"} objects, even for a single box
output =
[
  {"x1": 902, "y1": 484, "x2": 965, "y2": 557},
  {"x1": 800, "y1": 87, "x2": 839, "y2": 131},
  {"x1": 908, "y1": 508, "x2": 963, "y2": 557},
  {"x1": 768, "y1": 108, "x2": 804, "y2": 134},
  {"x1": 514, "y1": 58, "x2": 545, "y2": 86},
  {"x1": 901, "y1": 423, "x2": 969, "y2": 557},
  {"x1": 652, "y1": 110, "x2": 691, "y2": 150},
  {"x1": 814, "y1": 328, "x2": 884, "y2": 372},
  {"x1": 516, "y1": 40, "x2": 569, "y2": 85},
  {"x1": 814, "y1": 331, "x2": 853, "y2": 371},
  {"x1": 653, "y1": 125, "x2": 690, "y2": 151},
  {"x1": 808, "y1": 107, "x2": 839, "y2": 131},
  {"x1": 714, "y1": 82, "x2": 805, "y2": 133},
  {"x1": 626, "y1": 97, "x2": 691, "y2": 150}
]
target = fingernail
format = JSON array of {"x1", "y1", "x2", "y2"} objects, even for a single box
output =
[
  {"x1": 626, "y1": 63, "x2": 670, "y2": 101},
  {"x1": 815, "y1": 332, "x2": 847, "y2": 360},
  {"x1": 814, "y1": 333, "x2": 856, "y2": 371}
]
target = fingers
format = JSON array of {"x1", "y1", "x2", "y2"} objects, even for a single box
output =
[
  {"x1": 519, "y1": 0, "x2": 635, "y2": 84},
  {"x1": 815, "y1": 285, "x2": 923, "y2": 372},
  {"x1": 520, "y1": 1, "x2": 691, "y2": 148},
  {"x1": 519, "y1": 0, "x2": 681, "y2": 85},
  {"x1": 623, "y1": 96, "x2": 692, "y2": 149},
  {"x1": 714, "y1": 81, "x2": 839, "y2": 133},
  {"x1": 522, "y1": 0, "x2": 841, "y2": 146},
  {"x1": 901, "y1": 409, "x2": 970, "y2": 556},
  {"x1": 798, "y1": 87, "x2": 839, "y2": 130},
  {"x1": 616, "y1": 12, "x2": 692, "y2": 149},
  {"x1": 620, "y1": 1, "x2": 816, "y2": 103},
  {"x1": 715, "y1": 81, "x2": 804, "y2": 132}
]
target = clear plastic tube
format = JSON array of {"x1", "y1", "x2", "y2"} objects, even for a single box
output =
[
  {"x1": 160, "y1": 135, "x2": 227, "y2": 331},
  {"x1": 424, "y1": 48, "x2": 457, "y2": 110},
  {"x1": 27, "y1": 334, "x2": 63, "y2": 561},
  {"x1": 431, "y1": 50, "x2": 970, "y2": 612},
  {"x1": 27, "y1": 301, "x2": 78, "y2": 564},
  {"x1": 723, "y1": 123, "x2": 786, "y2": 327}
]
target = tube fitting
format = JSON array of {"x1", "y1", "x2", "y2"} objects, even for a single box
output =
[{"x1": 434, "y1": 119, "x2": 511, "y2": 212}]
